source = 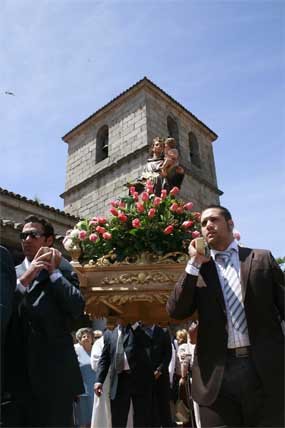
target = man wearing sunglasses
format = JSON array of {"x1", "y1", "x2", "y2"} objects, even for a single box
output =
[{"x1": 5, "y1": 215, "x2": 85, "y2": 427}]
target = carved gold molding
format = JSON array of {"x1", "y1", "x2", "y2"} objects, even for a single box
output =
[{"x1": 101, "y1": 271, "x2": 175, "y2": 285}]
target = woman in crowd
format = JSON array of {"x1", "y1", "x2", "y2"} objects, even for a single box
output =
[{"x1": 74, "y1": 328, "x2": 97, "y2": 428}]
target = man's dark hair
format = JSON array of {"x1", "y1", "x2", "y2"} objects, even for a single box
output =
[
  {"x1": 24, "y1": 215, "x2": 55, "y2": 238},
  {"x1": 202, "y1": 205, "x2": 232, "y2": 221}
]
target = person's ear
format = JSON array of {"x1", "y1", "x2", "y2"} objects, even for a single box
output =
[
  {"x1": 228, "y1": 220, "x2": 234, "y2": 231},
  {"x1": 46, "y1": 235, "x2": 54, "y2": 247}
]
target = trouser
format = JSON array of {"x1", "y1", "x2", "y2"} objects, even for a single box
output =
[{"x1": 199, "y1": 353, "x2": 284, "y2": 427}]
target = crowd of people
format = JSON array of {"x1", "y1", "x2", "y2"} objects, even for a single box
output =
[{"x1": 0, "y1": 136, "x2": 284, "y2": 428}]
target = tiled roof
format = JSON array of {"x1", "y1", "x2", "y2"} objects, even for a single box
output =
[
  {"x1": 62, "y1": 76, "x2": 218, "y2": 141},
  {"x1": 0, "y1": 187, "x2": 79, "y2": 220}
]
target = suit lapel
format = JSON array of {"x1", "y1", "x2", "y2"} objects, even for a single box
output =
[
  {"x1": 239, "y1": 246, "x2": 253, "y2": 301},
  {"x1": 201, "y1": 259, "x2": 226, "y2": 312}
]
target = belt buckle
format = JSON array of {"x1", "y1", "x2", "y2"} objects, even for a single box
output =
[{"x1": 235, "y1": 347, "x2": 248, "y2": 358}]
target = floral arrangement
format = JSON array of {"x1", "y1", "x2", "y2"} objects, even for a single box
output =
[{"x1": 64, "y1": 181, "x2": 201, "y2": 265}]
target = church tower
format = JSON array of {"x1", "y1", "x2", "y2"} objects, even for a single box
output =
[{"x1": 61, "y1": 77, "x2": 222, "y2": 218}]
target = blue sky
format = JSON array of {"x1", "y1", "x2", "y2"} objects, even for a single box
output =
[{"x1": 1, "y1": 0, "x2": 284, "y2": 257}]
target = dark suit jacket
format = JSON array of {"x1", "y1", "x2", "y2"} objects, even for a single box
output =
[
  {"x1": 0, "y1": 246, "x2": 16, "y2": 342},
  {"x1": 96, "y1": 325, "x2": 154, "y2": 400},
  {"x1": 0, "y1": 246, "x2": 16, "y2": 397},
  {"x1": 149, "y1": 325, "x2": 172, "y2": 375},
  {"x1": 167, "y1": 247, "x2": 284, "y2": 407},
  {"x1": 6, "y1": 258, "x2": 85, "y2": 400}
]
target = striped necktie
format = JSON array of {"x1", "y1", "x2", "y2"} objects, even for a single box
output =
[{"x1": 215, "y1": 250, "x2": 247, "y2": 334}]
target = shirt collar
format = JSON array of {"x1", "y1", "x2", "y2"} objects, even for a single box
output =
[
  {"x1": 210, "y1": 239, "x2": 238, "y2": 259},
  {"x1": 24, "y1": 257, "x2": 31, "y2": 269}
]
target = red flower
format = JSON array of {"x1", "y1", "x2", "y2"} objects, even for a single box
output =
[
  {"x1": 129, "y1": 186, "x2": 136, "y2": 195},
  {"x1": 194, "y1": 212, "x2": 201, "y2": 221},
  {"x1": 170, "y1": 203, "x2": 178, "y2": 213},
  {"x1": 135, "y1": 202, "x2": 145, "y2": 213},
  {"x1": 192, "y1": 231, "x2": 201, "y2": 238},
  {"x1": 118, "y1": 201, "x2": 126, "y2": 209},
  {"x1": 148, "y1": 208, "x2": 156, "y2": 218},
  {"x1": 176, "y1": 206, "x2": 184, "y2": 215},
  {"x1": 79, "y1": 230, "x2": 87, "y2": 240},
  {"x1": 153, "y1": 197, "x2": 162, "y2": 207},
  {"x1": 96, "y1": 226, "x2": 106, "y2": 234},
  {"x1": 184, "y1": 202, "x2": 193, "y2": 211},
  {"x1": 110, "y1": 207, "x2": 119, "y2": 216},
  {"x1": 146, "y1": 180, "x2": 154, "y2": 193},
  {"x1": 102, "y1": 232, "x2": 112, "y2": 240},
  {"x1": 89, "y1": 233, "x2": 98, "y2": 242},
  {"x1": 132, "y1": 218, "x2": 141, "y2": 228},
  {"x1": 164, "y1": 225, "x2": 174, "y2": 235},
  {"x1": 98, "y1": 217, "x2": 107, "y2": 225},
  {"x1": 118, "y1": 213, "x2": 128, "y2": 222},
  {"x1": 182, "y1": 220, "x2": 194, "y2": 229},
  {"x1": 132, "y1": 192, "x2": 139, "y2": 201},
  {"x1": 170, "y1": 186, "x2": 180, "y2": 196},
  {"x1": 141, "y1": 192, "x2": 149, "y2": 202},
  {"x1": 110, "y1": 200, "x2": 119, "y2": 207},
  {"x1": 161, "y1": 190, "x2": 167, "y2": 199}
]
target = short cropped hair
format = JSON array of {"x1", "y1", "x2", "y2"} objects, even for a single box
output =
[
  {"x1": 76, "y1": 327, "x2": 94, "y2": 343},
  {"x1": 202, "y1": 205, "x2": 232, "y2": 221},
  {"x1": 24, "y1": 215, "x2": 55, "y2": 238}
]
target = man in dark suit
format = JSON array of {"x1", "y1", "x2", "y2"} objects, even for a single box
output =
[
  {"x1": 95, "y1": 319, "x2": 154, "y2": 428},
  {"x1": 167, "y1": 205, "x2": 284, "y2": 427},
  {"x1": 0, "y1": 246, "x2": 16, "y2": 427},
  {"x1": 5, "y1": 215, "x2": 85, "y2": 427},
  {"x1": 144, "y1": 324, "x2": 173, "y2": 427}
]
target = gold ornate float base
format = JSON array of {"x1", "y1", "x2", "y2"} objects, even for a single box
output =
[{"x1": 72, "y1": 260, "x2": 188, "y2": 326}]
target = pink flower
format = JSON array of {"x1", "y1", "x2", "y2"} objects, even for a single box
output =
[
  {"x1": 96, "y1": 226, "x2": 106, "y2": 235},
  {"x1": 132, "y1": 218, "x2": 141, "y2": 228},
  {"x1": 118, "y1": 213, "x2": 128, "y2": 222},
  {"x1": 118, "y1": 201, "x2": 126, "y2": 209},
  {"x1": 135, "y1": 202, "x2": 145, "y2": 213},
  {"x1": 146, "y1": 180, "x2": 154, "y2": 193},
  {"x1": 89, "y1": 233, "x2": 98, "y2": 242},
  {"x1": 170, "y1": 203, "x2": 178, "y2": 213},
  {"x1": 129, "y1": 186, "x2": 136, "y2": 195},
  {"x1": 164, "y1": 225, "x2": 174, "y2": 235},
  {"x1": 102, "y1": 232, "x2": 112, "y2": 240},
  {"x1": 110, "y1": 207, "x2": 119, "y2": 216},
  {"x1": 184, "y1": 202, "x2": 193, "y2": 211},
  {"x1": 148, "y1": 208, "x2": 156, "y2": 218},
  {"x1": 91, "y1": 217, "x2": 98, "y2": 224},
  {"x1": 233, "y1": 230, "x2": 241, "y2": 241},
  {"x1": 78, "y1": 230, "x2": 87, "y2": 240},
  {"x1": 153, "y1": 197, "x2": 162, "y2": 207},
  {"x1": 141, "y1": 192, "x2": 149, "y2": 202},
  {"x1": 98, "y1": 217, "x2": 107, "y2": 225},
  {"x1": 182, "y1": 220, "x2": 194, "y2": 229},
  {"x1": 161, "y1": 189, "x2": 168, "y2": 199},
  {"x1": 194, "y1": 212, "x2": 201, "y2": 221},
  {"x1": 132, "y1": 192, "x2": 139, "y2": 201},
  {"x1": 192, "y1": 231, "x2": 201, "y2": 238},
  {"x1": 170, "y1": 186, "x2": 180, "y2": 196},
  {"x1": 89, "y1": 220, "x2": 98, "y2": 226},
  {"x1": 176, "y1": 206, "x2": 184, "y2": 215}
]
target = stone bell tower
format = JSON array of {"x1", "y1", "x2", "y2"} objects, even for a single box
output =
[{"x1": 61, "y1": 77, "x2": 222, "y2": 218}]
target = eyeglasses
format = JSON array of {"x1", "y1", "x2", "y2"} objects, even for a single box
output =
[{"x1": 20, "y1": 231, "x2": 45, "y2": 240}]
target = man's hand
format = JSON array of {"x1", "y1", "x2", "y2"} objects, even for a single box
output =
[
  {"x1": 94, "y1": 382, "x2": 103, "y2": 397},
  {"x1": 47, "y1": 248, "x2": 62, "y2": 274},
  {"x1": 188, "y1": 238, "x2": 211, "y2": 266},
  {"x1": 19, "y1": 248, "x2": 52, "y2": 287},
  {"x1": 154, "y1": 370, "x2": 162, "y2": 380}
]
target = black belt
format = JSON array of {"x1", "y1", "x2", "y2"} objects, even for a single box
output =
[{"x1": 227, "y1": 346, "x2": 250, "y2": 358}]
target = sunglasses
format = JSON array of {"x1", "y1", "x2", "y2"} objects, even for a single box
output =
[{"x1": 20, "y1": 231, "x2": 46, "y2": 240}]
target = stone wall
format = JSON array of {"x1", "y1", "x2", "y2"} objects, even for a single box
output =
[{"x1": 62, "y1": 82, "x2": 221, "y2": 218}]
